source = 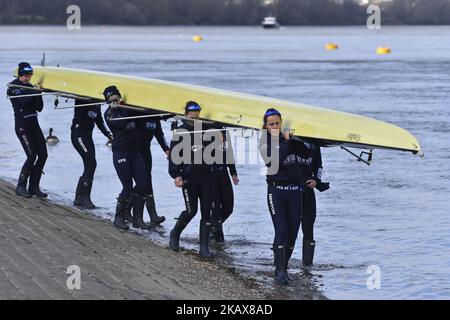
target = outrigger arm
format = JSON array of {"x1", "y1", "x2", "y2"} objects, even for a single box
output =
[
  {"x1": 341, "y1": 146, "x2": 373, "y2": 166},
  {"x1": 54, "y1": 101, "x2": 107, "y2": 110},
  {"x1": 8, "y1": 92, "x2": 55, "y2": 99},
  {"x1": 7, "y1": 83, "x2": 89, "y2": 101},
  {"x1": 109, "y1": 113, "x2": 176, "y2": 121}
]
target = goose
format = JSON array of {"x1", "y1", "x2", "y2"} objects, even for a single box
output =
[{"x1": 46, "y1": 128, "x2": 59, "y2": 145}]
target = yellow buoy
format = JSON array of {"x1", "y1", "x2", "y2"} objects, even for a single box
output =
[
  {"x1": 376, "y1": 47, "x2": 391, "y2": 55},
  {"x1": 193, "y1": 35, "x2": 203, "y2": 42},
  {"x1": 325, "y1": 43, "x2": 338, "y2": 51}
]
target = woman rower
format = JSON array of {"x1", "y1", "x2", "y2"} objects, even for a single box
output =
[
  {"x1": 259, "y1": 108, "x2": 312, "y2": 284},
  {"x1": 210, "y1": 129, "x2": 239, "y2": 242},
  {"x1": 71, "y1": 98, "x2": 113, "y2": 209},
  {"x1": 168, "y1": 101, "x2": 215, "y2": 257},
  {"x1": 103, "y1": 86, "x2": 149, "y2": 231},
  {"x1": 134, "y1": 115, "x2": 170, "y2": 226},
  {"x1": 300, "y1": 143, "x2": 329, "y2": 267},
  {"x1": 7, "y1": 62, "x2": 48, "y2": 198}
]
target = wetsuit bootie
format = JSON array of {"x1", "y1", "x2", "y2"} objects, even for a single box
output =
[
  {"x1": 199, "y1": 220, "x2": 214, "y2": 258},
  {"x1": 146, "y1": 193, "x2": 165, "y2": 226},
  {"x1": 285, "y1": 244, "x2": 295, "y2": 281},
  {"x1": 212, "y1": 223, "x2": 225, "y2": 243},
  {"x1": 113, "y1": 197, "x2": 129, "y2": 231},
  {"x1": 274, "y1": 245, "x2": 289, "y2": 285},
  {"x1": 16, "y1": 170, "x2": 31, "y2": 198},
  {"x1": 302, "y1": 240, "x2": 316, "y2": 267},
  {"x1": 73, "y1": 177, "x2": 84, "y2": 206},
  {"x1": 169, "y1": 211, "x2": 190, "y2": 251},
  {"x1": 80, "y1": 178, "x2": 96, "y2": 209},
  {"x1": 132, "y1": 194, "x2": 151, "y2": 230},
  {"x1": 28, "y1": 168, "x2": 47, "y2": 198},
  {"x1": 123, "y1": 194, "x2": 133, "y2": 223}
]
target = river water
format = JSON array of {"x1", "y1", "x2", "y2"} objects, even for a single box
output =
[{"x1": 0, "y1": 26, "x2": 449, "y2": 299}]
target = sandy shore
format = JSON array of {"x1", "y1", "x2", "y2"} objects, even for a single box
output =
[{"x1": 0, "y1": 179, "x2": 325, "y2": 300}]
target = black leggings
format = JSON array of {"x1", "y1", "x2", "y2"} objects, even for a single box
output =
[
  {"x1": 140, "y1": 139, "x2": 154, "y2": 195},
  {"x1": 302, "y1": 188, "x2": 317, "y2": 241},
  {"x1": 267, "y1": 184, "x2": 303, "y2": 248},
  {"x1": 181, "y1": 175, "x2": 213, "y2": 224},
  {"x1": 113, "y1": 148, "x2": 147, "y2": 200},
  {"x1": 71, "y1": 128, "x2": 96, "y2": 181},
  {"x1": 211, "y1": 169, "x2": 234, "y2": 224},
  {"x1": 15, "y1": 117, "x2": 47, "y2": 175}
]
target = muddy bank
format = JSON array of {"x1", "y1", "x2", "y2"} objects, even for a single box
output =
[{"x1": 0, "y1": 179, "x2": 326, "y2": 300}]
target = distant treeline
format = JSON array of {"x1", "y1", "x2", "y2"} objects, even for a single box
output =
[{"x1": 1, "y1": 0, "x2": 450, "y2": 25}]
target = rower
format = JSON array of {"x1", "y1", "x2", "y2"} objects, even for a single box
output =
[
  {"x1": 259, "y1": 108, "x2": 312, "y2": 284},
  {"x1": 300, "y1": 143, "x2": 330, "y2": 267},
  {"x1": 210, "y1": 128, "x2": 239, "y2": 243},
  {"x1": 133, "y1": 113, "x2": 170, "y2": 227},
  {"x1": 7, "y1": 62, "x2": 48, "y2": 198},
  {"x1": 168, "y1": 101, "x2": 215, "y2": 257},
  {"x1": 103, "y1": 86, "x2": 150, "y2": 231},
  {"x1": 71, "y1": 98, "x2": 112, "y2": 209}
]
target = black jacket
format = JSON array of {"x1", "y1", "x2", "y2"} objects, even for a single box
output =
[
  {"x1": 7, "y1": 78, "x2": 43, "y2": 119},
  {"x1": 104, "y1": 107, "x2": 139, "y2": 152},
  {"x1": 135, "y1": 118, "x2": 170, "y2": 152},
  {"x1": 259, "y1": 134, "x2": 311, "y2": 185},
  {"x1": 213, "y1": 131, "x2": 237, "y2": 177},
  {"x1": 168, "y1": 121, "x2": 214, "y2": 179},
  {"x1": 71, "y1": 99, "x2": 110, "y2": 137},
  {"x1": 301, "y1": 143, "x2": 323, "y2": 183}
]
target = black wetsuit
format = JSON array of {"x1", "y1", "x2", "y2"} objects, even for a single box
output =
[
  {"x1": 259, "y1": 134, "x2": 311, "y2": 249},
  {"x1": 7, "y1": 78, "x2": 47, "y2": 180},
  {"x1": 71, "y1": 99, "x2": 111, "y2": 181},
  {"x1": 168, "y1": 121, "x2": 214, "y2": 224},
  {"x1": 135, "y1": 118, "x2": 170, "y2": 195},
  {"x1": 299, "y1": 143, "x2": 323, "y2": 242},
  {"x1": 105, "y1": 107, "x2": 146, "y2": 200},
  {"x1": 211, "y1": 131, "x2": 237, "y2": 225}
]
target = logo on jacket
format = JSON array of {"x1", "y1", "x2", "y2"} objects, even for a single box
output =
[
  {"x1": 191, "y1": 145, "x2": 204, "y2": 152},
  {"x1": 282, "y1": 154, "x2": 312, "y2": 165},
  {"x1": 145, "y1": 121, "x2": 156, "y2": 129},
  {"x1": 87, "y1": 111, "x2": 98, "y2": 119}
]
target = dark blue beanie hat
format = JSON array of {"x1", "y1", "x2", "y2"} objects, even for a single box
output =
[{"x1": 18, "y1": 62, "x2": 33, "y2": 77}]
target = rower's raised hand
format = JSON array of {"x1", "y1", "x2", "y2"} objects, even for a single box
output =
[{"x1": 174, "y1": 176, "x2": 184, "y2": 188}]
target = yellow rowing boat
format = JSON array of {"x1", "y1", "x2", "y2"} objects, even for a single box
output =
[{"x1": 25, "y1": 66, "x2": 421, "y2": 156}]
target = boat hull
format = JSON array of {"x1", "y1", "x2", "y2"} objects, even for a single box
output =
[
  {"x1": 29, "y1": 66, "x2": 421, "y2": 154},
  {"x1": 262, "y1": 24, "x2": 279, "y2": 29}
]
